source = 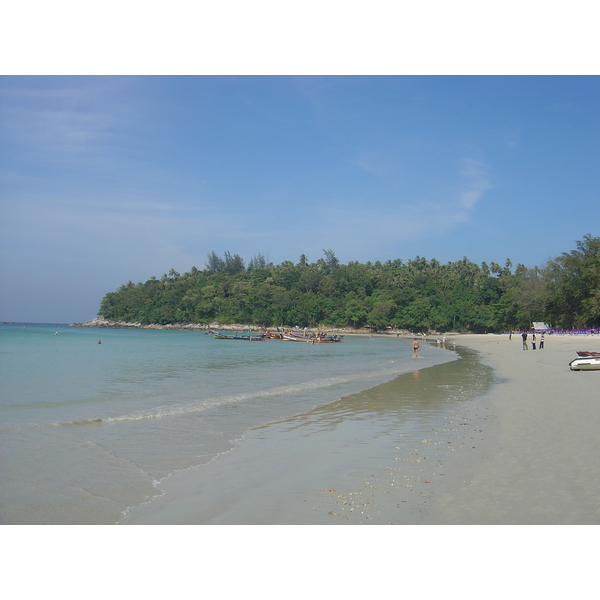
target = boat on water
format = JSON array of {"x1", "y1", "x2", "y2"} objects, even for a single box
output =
[
  {"x1": 576, "y1": 351, "x2": 600, "y2": 357},
  {"x1": 207, "y1": 328, "x2": 341, "y2": 343},
  {"x1": 282, "y1": 333, "x2": 342, "y2": 343},
  {"x1": 569, "y1": 356, "x2": 600, "y2": 371},
  {"x1": 282, "y1": 334, "x2": 312, "y2": 342},
  {"x1": 208, "y1": 329, "x2": 265, "y2": 341},
  {"x1": 264, "y1": 328, "x2": 284, "y2": 339}
]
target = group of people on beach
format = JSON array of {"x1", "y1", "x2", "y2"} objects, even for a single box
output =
[{"x1": 520, "y1": 331, "x2": 545, "y2": 350}]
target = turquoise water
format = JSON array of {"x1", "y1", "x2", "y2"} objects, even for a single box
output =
[{"x1": 0, "y1": 323, "x2": 457, "y2": 524}]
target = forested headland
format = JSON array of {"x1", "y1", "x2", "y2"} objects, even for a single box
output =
[{"x1": 96, "y1": 235, "x2": 600, "y2": 333}]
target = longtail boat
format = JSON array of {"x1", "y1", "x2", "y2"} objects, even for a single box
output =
[
  {"x1": 264, "y1": 328, "x2": 283, "y2": 339},
  {"x1": 209, "y1": 329, "x2": 264, "y2": 341},
  {"x1": 282, "y1": 333, "x2": 342, "y2": 343},
  {"x1": 282, "y1": 334, "x2": 311, "y2": 342}
]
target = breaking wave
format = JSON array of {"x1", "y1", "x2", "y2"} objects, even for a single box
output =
[{"x1": 54, "y1": 362, "x2": 413, "y2": 428}]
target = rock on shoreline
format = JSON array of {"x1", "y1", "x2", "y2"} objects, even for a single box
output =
[
  {"x1": 70, "y1": 317, "x2": 237, "y2": 331},
  {"x1": 68, "y1": 316, "x2": 413, "y2": 336}
]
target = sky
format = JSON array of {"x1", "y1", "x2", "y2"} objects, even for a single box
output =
[{"x1": 1, "y1": 75, "x2": 598, "y2": 323}]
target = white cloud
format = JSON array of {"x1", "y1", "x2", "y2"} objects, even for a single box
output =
[
  {"x1": 458, "y1": 158, "x2": 492, "y2": 210},
  {"x1": 350, "y1": 152, "x2": 390, "y2": 178},
  {"x1": 359, "y1": 158, "x2": 488, "y2": 225},
  {"x1": 0, "y1": 78, "x2": 142, "y2": 179},
  {"x1": 303, "y1": 157, "x2": 493, "y2": 261}
]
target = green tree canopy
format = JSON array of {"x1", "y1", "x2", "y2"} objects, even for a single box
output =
[{"x1": 97, "y1": 239, "x2": 600, "y2": 332}]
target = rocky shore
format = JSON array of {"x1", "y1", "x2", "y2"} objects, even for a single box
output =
[
  {"x1": 70, "y1": 316, "x2": 216, "y2": 331},
  {"x1": 69, "y1": 316, "x2": 408, "y2": 336}
]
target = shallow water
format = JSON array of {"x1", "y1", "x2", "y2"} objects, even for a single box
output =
[
  {"x1": 1, "y1": 323, "x2": 457, "y2": 524},
  {"x1": 122, "y1": 343, "x2": 498, "y2": 524}
]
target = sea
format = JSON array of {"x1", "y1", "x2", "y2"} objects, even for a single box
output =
[{"x1": 1, "y1": 322, "x2": 467, "y2": 524}]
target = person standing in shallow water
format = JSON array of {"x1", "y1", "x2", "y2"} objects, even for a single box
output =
[
  {"x1": 413, "y1": 337, "x2": 420, "y2": 357},
  {"x1": 522, "y1": 332, "x2": 528, "y2": 350}
]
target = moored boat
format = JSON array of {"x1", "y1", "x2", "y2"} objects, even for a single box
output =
[
  {"x1": 282, "y1": 333, "x2": 342, "y2": 343},
  {"x1": 209, "y1": 330, "x2": 265, "y2": 341},
  {"x1": 569, "y1": 356, "x2": 600, "y2": 371},
  {"x1": 316, "y1": 335, "x2": 342, "y2": 343},
  {"x1": 282, "y1": 334, "x2": 311, "y2": 342},
  {"x1": 264, "y1": 328, "x2": 283, "y2": 339}
]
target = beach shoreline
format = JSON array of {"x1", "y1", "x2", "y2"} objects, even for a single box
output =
[
  {"x1": 419, "y1": 333, "x2": 600, "y2": 524},
  {"x1": 122, "y1": 333, "x2": 600, "y2": 525}
]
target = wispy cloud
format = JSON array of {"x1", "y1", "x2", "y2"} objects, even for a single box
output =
[
  {"x1": 0, "y1": 78, "x2": 138, "y2": 173},
  {"x1": 25, "y1": 108, "x2": 120, "y2": 158},
  {"x1": 458, "y1": 158, "x2": 492, "y2": 210},
  {"x1": 350, "y1": 152, "x2": 391, "y2": 178},
  {"x1": 308, "y1": 157, "x2": 493, "y2": 260}
]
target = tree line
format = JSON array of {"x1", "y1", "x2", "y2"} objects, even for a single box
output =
[{"x1": 98, "y1": 235, "x2": 600, "y2": 332}]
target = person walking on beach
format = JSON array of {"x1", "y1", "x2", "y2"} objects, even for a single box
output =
[
  {"x1": 539, "y1": 333, "x2": 545, "y2": 349},
  {"x1": 522, "y1": 332, "x2": 528, "y2": 350},
  {"x1": 413, "y1": 337, "x2": 420, "y2": 357},
  {"x1": 532, "y1": 333, "x2": 536, "y2": 350}
]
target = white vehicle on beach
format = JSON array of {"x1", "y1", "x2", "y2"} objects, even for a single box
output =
[{"x1": 569, "y1": 355, "x2": 600, "y2": 371}]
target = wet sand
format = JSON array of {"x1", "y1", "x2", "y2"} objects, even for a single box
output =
[{"x1": 122, "y1": 334, "x2": 600, "y2": 525}]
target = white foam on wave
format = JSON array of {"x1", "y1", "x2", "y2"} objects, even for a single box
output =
[{"x1": 54, "y1": 360, "x2": 419, "y2": 428}]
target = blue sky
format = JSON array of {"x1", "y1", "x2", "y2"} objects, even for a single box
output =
[{"x1": 1, "y1": 75, "x2": 599, "y2": 323}]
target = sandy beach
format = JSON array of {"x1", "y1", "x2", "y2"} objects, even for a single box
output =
[
  {"x1": 122, "y1": 333, "x2": 600, "y2": 525},
  {"x1": 420, "y1": 333, "x2": 600, "y2": 524}
]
